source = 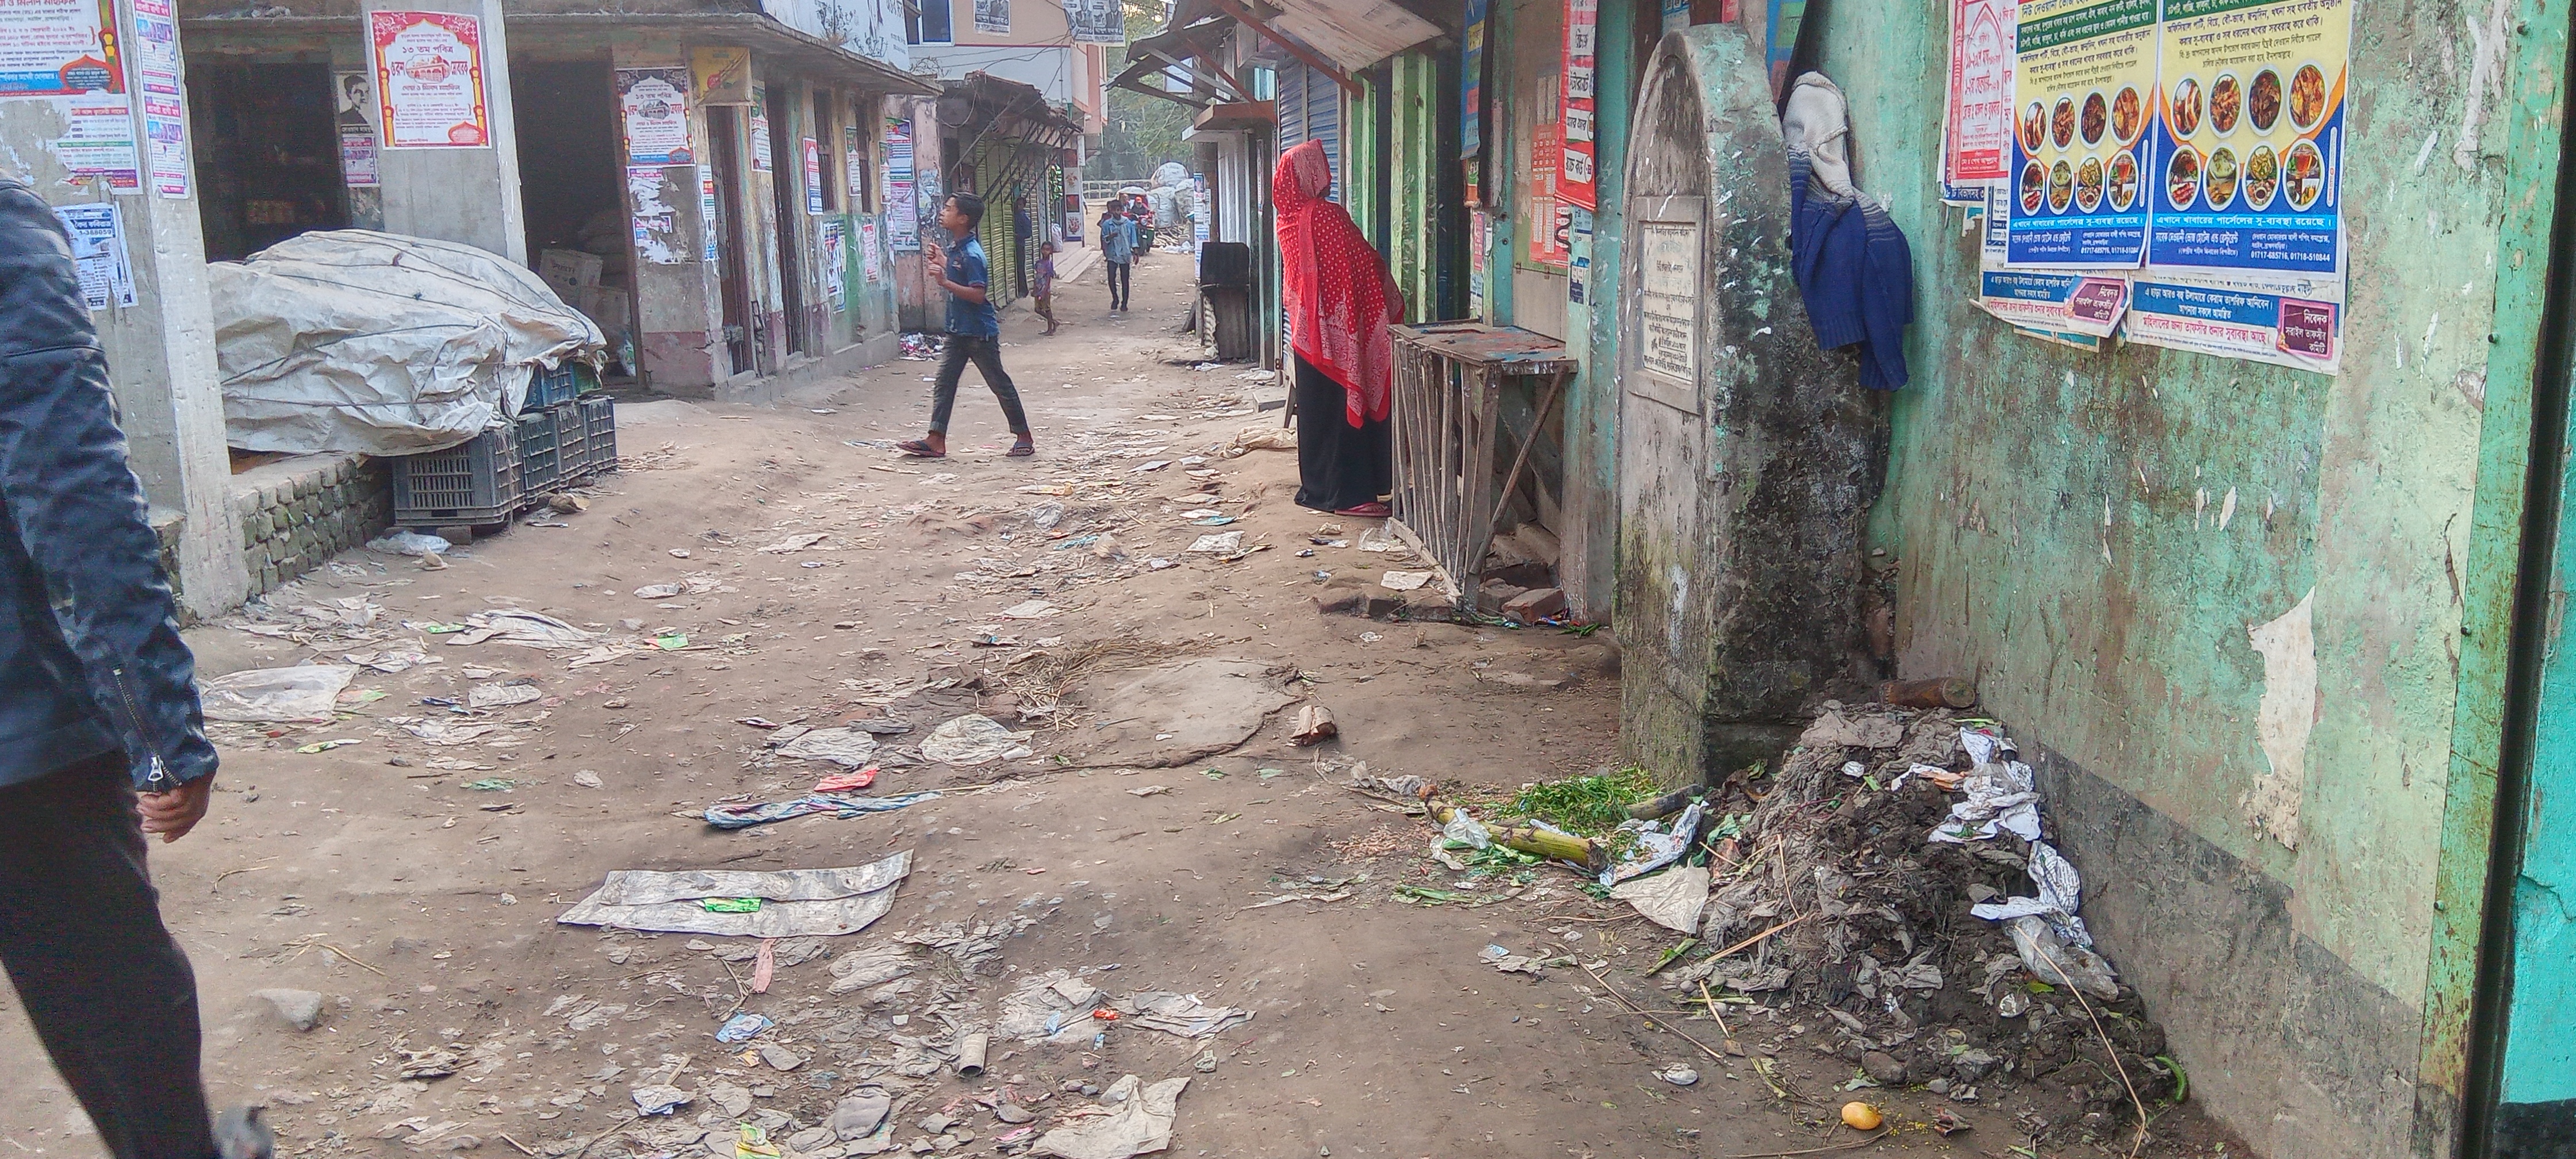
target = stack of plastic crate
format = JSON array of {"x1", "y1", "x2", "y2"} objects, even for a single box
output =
[{"x1": 391, "y1": 425, "x2": 520, "y2": 529}]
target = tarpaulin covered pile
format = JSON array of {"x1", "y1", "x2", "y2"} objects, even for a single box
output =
[{"x1": 212, "y1": 230, "x2": 604, "y2": 455}]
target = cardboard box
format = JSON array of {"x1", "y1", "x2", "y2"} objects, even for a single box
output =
[
  {"x1": 539, "y1": 249, "x2": 604, "y2": 297},
  {"x1": 574, "y1": 285, "x2": 631, "y2": 337}
]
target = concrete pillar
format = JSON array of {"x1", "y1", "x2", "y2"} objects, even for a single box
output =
[
  {"x1": 363, "y1": 0, "x2": 527, "y2": 262},
  {"x1": 614, "y1": 38, "x2": 723, "y2": 394},
  {"x1": 0, "y1": 0, "x2": 248, "y2": 616}
]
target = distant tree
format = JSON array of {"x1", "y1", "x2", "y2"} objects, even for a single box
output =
[{"x1": 1097, "y1": 0, "x2": 1195, "y2": 181}]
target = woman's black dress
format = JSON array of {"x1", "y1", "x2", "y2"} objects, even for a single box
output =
[{"x1": 1292, "y1": 353, "x2": 1393, "y2": 513}]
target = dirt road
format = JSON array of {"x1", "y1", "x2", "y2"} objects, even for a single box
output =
[{"x1": 0, "y1": 254, "x2": 2227, "y2": 1159}]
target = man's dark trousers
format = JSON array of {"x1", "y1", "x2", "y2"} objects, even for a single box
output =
[
  {"x1": 1107, "y1": 260, "x2": 1131, "y2": 310},
  {"x1": 0, "y1": 751, "x2": 216, "y2": 1158},
  {"x1": 929, "y1": 335, "x2": 1031, "y2": 435}
]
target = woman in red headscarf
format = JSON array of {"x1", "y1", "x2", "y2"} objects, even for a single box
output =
[{"x1": 1275, "y1": 140, "x2": 1404, "y2": 517}]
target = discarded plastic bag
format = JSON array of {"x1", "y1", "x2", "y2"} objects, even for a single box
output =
[
  {"x1": 557, "y1": 852, "x2": 912, "y2": 938},
  {"x1": 922, "y1": 714, "x2": 1033, "y2": 766},
  {"x1": 1601, "y1": 800, "x2": 1707, "y2": 886},
  {"x1": 704, "y1": 790, "x2": 940, "y2": 830},
  {"x1": 1226, "y1": 425, "x2": 1297, "y2": 452},
  {"x1": 2004, "y1": 915, "x2": 2118, "y2": 1001},
  {"x1": 1116, "y1": 992, "x2": 1252, "y2": 1038},
  {"x1": 775, "y1": 727, "x2": 880, "y2": 768},
  {"x1": 200, "y1": 665, "x2": 359, "y2": 723},
  {"x1": 1609, "y1": 865, "x2": 1710, "y2": 934},
  {"x1": 1969, "y1": 839, "x2": 2093, "y2": 945},
  {"x1": 1030, "y1": 1075, "x2": 1188, "y2": 1159},
  {"x1": 365, "y1": 530, "x2": 450, "y2": 557}
]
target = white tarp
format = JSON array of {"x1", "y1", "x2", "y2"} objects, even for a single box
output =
[{"x1": 213, "y1": 231, "x2": 604, "y2": 455}]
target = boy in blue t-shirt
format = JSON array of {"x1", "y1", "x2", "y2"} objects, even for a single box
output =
[{"x1": 900, "y1": 193, "x2": 1033, "y2": 458}]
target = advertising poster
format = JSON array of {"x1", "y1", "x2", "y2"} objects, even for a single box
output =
[
  {"x1": 335, "y1": 71, "x2": 381, "y2": 186},
  {"x1": 819, "y1": 218, "x2": 846, "y2": 310},
  {"x1": 1943, "y1": 0, "x2": 2014, "y2": 204},
  {"x1": 2145, "y1": 0, "x2": 2349, "y2": 275},
  {"x1": 914, "y1": 170, "x2": 942, "y2": 243},
  {"x1": 699, "y1": 172, "x2": 719, "y2": 262},
  {"x1": 1460, "y1": 0, "x2": 1488, "y2": 159},
  {"x1": 1975, "y1": 269, "x2": 2129, "y2": 335},
  {"x1": 132, "y1": 0, "x2": 179, "y2": 98},
  {"x1": 844, "y1": 125, "x2": 867, "y2": 206},
  {"x1": 975, "y1": 0, "x2": 1009, "y2": 33},
  {"x1": 1067, "y1": 0, "x2": 1124, "y2": 43},
  {"x1": 1560, "y1": 0, "x2": 1597, "y2": 212},
  {"x1": 1469, "y1": 210, "x2": 1488, "y2": 319},
  {"x1": 2006, "y1": 0, "x2": 2156, "y2": 267},
  {"x1": 1764, "y1": 0, "x2": 1806, "y2": 94},
  {"x1": 1526, "y1": 116, "x2": 1568, "y2": 267},
  {"x1": 691, "y1": 46, "x2": 750, "y2": 105},
  {"x1": 616, "y1": 67, "x2": 692, "y2": 165},
  {"x1": 860, "y1": 220, "x2": 882, "y2": 282},
  {"x1": 143, "y1": 95, "x2": 186, "y2": 198},
  {"x1": 2122, "y1": 270, "x2": 2340, "y2": 373},
  {"x1": 370, "y1": 11, "x2": 490, "y2": 148},
  {"x1": 52, "y1": 202, "x2": 132, "y2": 309},
  {"x1": 802, "y1": 136, "x2": 824, "y2": 214},
  {"x1": 0, "y1": 0, "x2": 120, "y2": 97},
  {"x1": 884, "y1": 118, "x2": 916, "y2": 252},
  {"x1": 749, "y1": 94, "x2": 772, "y2": 171},
  {"x1": 58, "y1": 93, "x2": 137, "y2": 191}
]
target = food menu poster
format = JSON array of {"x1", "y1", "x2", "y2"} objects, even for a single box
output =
[
  {"x1": 1943, "y1": 0, "x2": 2014, "y2": 204},
  {"x1": 371, "y1": 11, "x2": 490, "y2": 148},
  {"x1": 2146, "y1": 0, "x2": 2347, "y2": 275},
  {"x1": 2007, "y1": 0, "x2": 2156, "y2": 267}
]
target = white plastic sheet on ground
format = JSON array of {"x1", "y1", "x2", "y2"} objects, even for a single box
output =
[
  {"x1": 1610, "y1": 865, "x2": 1710, "y2": 934},
  {"x1": 200, "y1": 664, "x2": 358, "y2": 723},
  {"x1": 922, "y1": 714, "x2": 1033, "y2": 765},
  {"x1": 556, "y1": 851, "x2": 911, "y2": 939},
  {"x1": 773, "y1": 727, "x2": 880, "y2": 768},
  {"x1": 213, "y1": 230, "x2": 604, "y2": 455},
  {"x1": 1029, "y1": 1074, "x2": 1188, "y2": 1159}
]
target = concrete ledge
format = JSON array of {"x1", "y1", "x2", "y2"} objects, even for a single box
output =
[
  {"x1": 2026, "y1": 740, "x2": 2436, "y2": 1159},
  {"x1": 714, "y1": 331, "x2": 901, "y2": 406}
]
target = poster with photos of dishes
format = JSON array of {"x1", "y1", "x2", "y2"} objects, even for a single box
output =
[
  {"x1": 2006, "y1": 0, "x2": 2157, "y2": 267},
  {"x1": 2145, "y1": 0, "x2": 2347, "y2": 275}
]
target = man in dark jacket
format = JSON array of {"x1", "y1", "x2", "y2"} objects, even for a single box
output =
[{"x1": 0, "y1": 176, "x2": 254, "y2": 1158}]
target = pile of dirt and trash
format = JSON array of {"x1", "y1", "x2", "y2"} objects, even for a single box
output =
[{"x1": 1650, "y1": 703, "x2": 2190, "y2": 1141}]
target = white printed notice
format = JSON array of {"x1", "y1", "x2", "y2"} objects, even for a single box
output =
[
  {"x1": 370, "y1": 10, "x2": 491, "y2": 148},
  {"x1": 57, "y1": 92, "x2": 137, "y2": 190},
  {"x1": 52, "y1": 202, "x2": 133, "y2": 309},
  {"x1": 2121, "y1": 268, "x2": 2339, "y2": 373}
]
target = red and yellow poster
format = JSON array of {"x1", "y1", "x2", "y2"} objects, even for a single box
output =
[{"x1": 370, "y1": 10, "x2": 490, "y2": 148}]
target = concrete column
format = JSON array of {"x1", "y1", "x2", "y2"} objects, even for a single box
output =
[
  {"x1": 363, "y1": 0, "x2": 527, "y2": 262},
  {"x1": 614, "y1": 38, "x2": 723, "y2": 394},
  {"x1": 0, "y1": 0, "x2": 248, "y2": 616}
]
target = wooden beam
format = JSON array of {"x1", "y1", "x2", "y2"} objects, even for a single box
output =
[{"x1": 1201, "y1": 0, "x2": 1364, "y2": 95}]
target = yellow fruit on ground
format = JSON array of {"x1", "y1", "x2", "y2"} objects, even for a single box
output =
[{"x1": 1841, "y1": 1102, "x2": 1884, "y2": 1131}]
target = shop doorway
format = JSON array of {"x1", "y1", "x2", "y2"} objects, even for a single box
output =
[
  {"x1": 511, "y1": 59, "x2": 631, "y2": 370},
  {"x1": 764, "y1": 85, "x2": 809, "y2": 357},
  {"x1": 189, "y1": 61, "x2": 348, "y2": 262},
  {"x1": 709, "y1": 108, "x2": 756, "y2": 377}
]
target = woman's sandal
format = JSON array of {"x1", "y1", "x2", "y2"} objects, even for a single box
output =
[
  {"x1": 1334, "y1": 501, "x2": 1392, "y2": 518},
  {"x1": 896, "y1": 439, "x2": 945, "y2": 458}
]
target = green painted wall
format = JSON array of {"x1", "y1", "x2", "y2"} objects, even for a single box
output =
[{"x1": 1801, "y1": 2, "x2": 2570, "y2": 1153}]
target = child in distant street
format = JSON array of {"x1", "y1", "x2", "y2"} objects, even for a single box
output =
[
  {"x1": 899, "y1": 193, "x2": 1034, "y2": 459},
  {"x1": 1033, "y1": 239, "x2": 1059, "y2": 336}
]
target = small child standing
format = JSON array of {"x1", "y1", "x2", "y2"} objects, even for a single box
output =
[{"x1": 1032, "y1": 240, "x2": 1059, "y2": 336}]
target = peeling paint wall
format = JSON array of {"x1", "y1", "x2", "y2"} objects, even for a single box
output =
[{"x1": 1804, "y1": 2, "x2": 2567, "y2": 1154}]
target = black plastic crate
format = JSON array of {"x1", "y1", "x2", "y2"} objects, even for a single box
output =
[
  {"x1": 515, "y1": 406, "x2": 562, "y2": 494},
  {"x1": 578, "y1": 394, "x2": 616, "y2": 475},
  {"x1": 551, "y1": 399, "x2": 593, "y2": 481},
  {"x1": 524, "y1": 363, "x2": 584, "y2": 410},
  {"x1": 392, "y1": 425, "x2": 520, "y2": 527}
]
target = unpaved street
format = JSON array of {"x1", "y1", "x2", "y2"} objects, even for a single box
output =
[{"x1": 2, "y1": 256, "x2": 2226, "y2": 1159}]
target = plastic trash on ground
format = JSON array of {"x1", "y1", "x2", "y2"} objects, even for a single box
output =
[
  {"x1": 1029, "y1": 1074, "x2": 1188, "y2": 1159},
  {"x1": 200, "y1": 664, "x2": 359, "y2": 723},
  {"x1": 365, "y1": 531, "x2": 450, "y2": 557},
  {"x1": 1609, "y1": 864, "x2": 1711, "y2": 933},
  {"x1": 921, "y1": 713, "x2": 1033, "y2": 765},
  {"x1": 555, "y1": 852, "x2": 911, "y2": 938},
  {"x1": 1601, "y1": 799, "x2": 1707, "y2": 886}
]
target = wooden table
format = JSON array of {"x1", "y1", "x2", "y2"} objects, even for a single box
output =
[{"x1": 1385, "y1": 322, "x2": 1578, "y2": 605}]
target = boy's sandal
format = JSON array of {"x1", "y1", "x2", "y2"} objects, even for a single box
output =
[{"x1": 896, "y1": 439, "x2": 945, "y2": 458}]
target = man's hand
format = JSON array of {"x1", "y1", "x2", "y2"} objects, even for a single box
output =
[{"x1": 139, "y1": 776, "x2": 213, "y2": 843}]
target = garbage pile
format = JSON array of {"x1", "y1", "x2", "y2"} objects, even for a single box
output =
[{"x1": 1662, "y1": 704, "x2": 2183, "y2": 1128}]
